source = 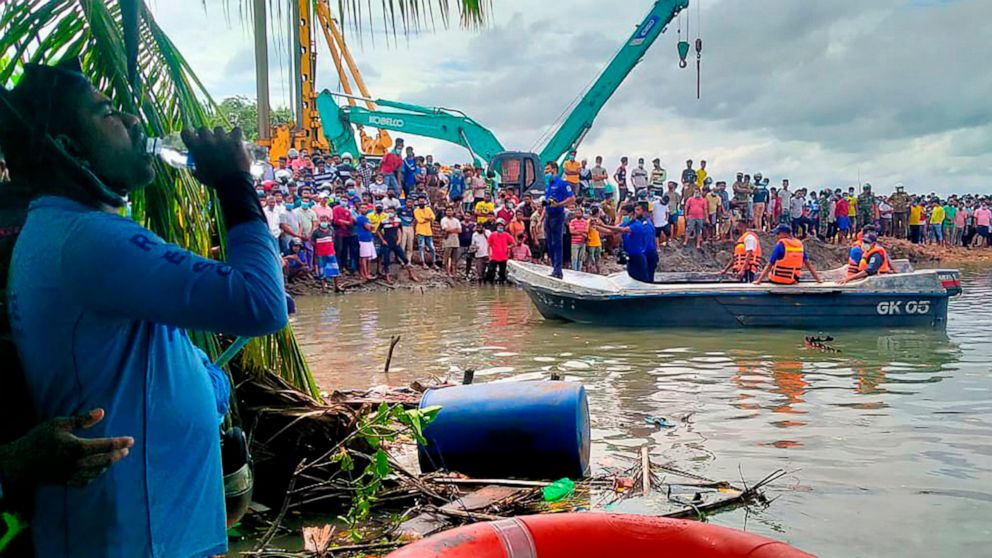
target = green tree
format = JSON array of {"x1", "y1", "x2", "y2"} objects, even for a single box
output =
[{"x1": 216, "y1": 96, "x2": 293, "y2": 141}]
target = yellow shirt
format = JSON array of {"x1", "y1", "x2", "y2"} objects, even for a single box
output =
[
  {"x1": 696, "y1": 168, "x2": 708, "y2": 188},
  {"x1": 846, "y1": 195, "x2": 857, "y2": 217},
  {"x1": 474, "y1": 200, "x2": 494, "y2": 224},
  {"x1": 909, "y1": 205, "x2": 923, "y2": 225},
  {"x1": 562, "y1": 160, "x2": 581, "y2": 185},
  {"x1": 929, "y1": 205, "x2": 945, "y2": 225},
  {"x1": 587, "y1": 225, "x2": 602, "y2": 248},
  {"x1": 413, "y1": 207, "x2": 435, "y2": 236},
  {"x1": 367, "y1": 211, "x2": 386, "y2": 233}
]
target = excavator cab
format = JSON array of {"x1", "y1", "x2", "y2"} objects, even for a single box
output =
[{"x1": 488, "y1": 151, "x2": 545, "y2": 197}]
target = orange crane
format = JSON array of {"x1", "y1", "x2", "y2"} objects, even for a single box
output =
[
  {"x1": 313, "y1": 0, "x2": 392, "y2": 156},
  {"x1": 256, "y1": 0, "x2": 390, "y2": 163}
]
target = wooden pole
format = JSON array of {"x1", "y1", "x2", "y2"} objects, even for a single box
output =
[
  {"x1": 641, "y1": 446, "x2": 651, "y2": 495},
  {"x1": 383, "y1": 335, "x2": 400, "y2": 374},
  {"x1": 253, "y1": 0, "x2": 270, "y2": 140}
]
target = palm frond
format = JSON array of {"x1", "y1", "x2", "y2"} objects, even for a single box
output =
[
  {"x1": 0, "y1": 0, "x2": 320, "y2": 399},
  {"x1": 232, "y1": 0, "x2": 487, "y2": 48}
]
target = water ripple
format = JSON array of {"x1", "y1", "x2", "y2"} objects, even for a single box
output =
[{"x1": 292, "y1": 271, "x2": 992, "y2": 556}]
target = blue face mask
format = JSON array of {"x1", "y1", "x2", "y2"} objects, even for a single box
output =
[
  {"x1": 545, "y1": 172, "x2": 554, "y2": 182},
  {"x1": 319, "y1": 222, "x2": 329, "y2": 229},
  {"x1": 622, "y1": 216, "x2": 631, "y2": 225}
]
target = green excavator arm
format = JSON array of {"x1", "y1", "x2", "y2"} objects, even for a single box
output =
[
  {"x1": 316, "y1": 90, "x2": 505, "y2": 166},
  {"x1": 537, "y1": 0, "x2": 688, "y2": 165}
]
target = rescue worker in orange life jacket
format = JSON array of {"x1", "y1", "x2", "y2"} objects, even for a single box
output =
[
  {"x1": 720, "y1": 220, "x2": 762, "y2": 283},
  {"x1": 839, "y1": 232, "x2": 892, "y2": 284},
  {"x1": 845, "y1": 225, "x2": 877, "y2": 279},
  {"x1": 754, "y1": 224, "x2": 823, "y2": 285}
]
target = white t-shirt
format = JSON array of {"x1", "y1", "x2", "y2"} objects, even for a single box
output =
[
  {"x1": 278, "y1": 209, "x2": 300, "y2": 242},
  {"x1": 369, "y1": 181, "x2": 388, "y2": 197},
  {"x1": 650, "y1": 197, "x2": 669, "y2": 227},
  {"x1": 440, "y1": 216, "x2": 462, "y2": 248},
  {"x1": 471, "y1": 231, "x2": 490, "y2": 258},
  {"x1": 743, "y1": 233, "x2": 759, "y2": 253},
  {"x1": 263, "y1": 206, "x2": 281, "y2": 238},
  {"x1": 381, "y1": 196, "x2": 401, "y2": 211},
  {"x1": 630, "y1": 167, "x2": 649, "y2": 190},
  {"x1": 879, "y1": 201, "x2": 893, "y2": 218}
]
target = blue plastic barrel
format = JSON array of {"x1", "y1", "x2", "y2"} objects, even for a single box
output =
[{"x1": 417, "y1": 381, "x2": 591, "y2": 480}]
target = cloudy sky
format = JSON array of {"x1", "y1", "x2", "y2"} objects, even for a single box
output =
[{"x1": 151, "y1": 0, "x2": 991, "y2": 194}]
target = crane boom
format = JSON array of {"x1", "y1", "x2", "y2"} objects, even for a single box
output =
[
  {"x1": 316, "y1": 90, "x2": 505, "y2": 165},
  {"x1": 537, "y1": 0, "x2": 688, "y2": 164}
]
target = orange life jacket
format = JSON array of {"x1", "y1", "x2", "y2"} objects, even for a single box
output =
[
  {"x1": 732, "y1": 231, "x2": 762, "y2": 273},
  {"x1": 846, "y1": 240, "x2": 863, "y2": 278},
  {"x1": 858, "y1": 245, "x2": 892, "y2": 274},
  {"x1": 770, "y1": 238, "x2": 804, "y2": 285}
]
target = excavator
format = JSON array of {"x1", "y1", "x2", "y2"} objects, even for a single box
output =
[
  {"x1": 255, "y1": 0, "x2": 392, "y2": 163},
  {"x1": 317, "y1": 93, "x2": 504, "y2": 167},
  {"x1": 315, "y1": 0, "x2": 692, "y2": 192}
]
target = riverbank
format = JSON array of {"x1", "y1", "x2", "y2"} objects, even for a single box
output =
[{"x1": 286, "y1": 233, "x2": 988, "y2": 295}]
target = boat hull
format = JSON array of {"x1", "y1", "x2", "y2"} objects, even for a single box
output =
[
  {"x1": 526, "y1": 288, "x2": 950, "y2": 329},
  {"x1": 509, "y1": 261, "x2": 958, "y2": 330}
]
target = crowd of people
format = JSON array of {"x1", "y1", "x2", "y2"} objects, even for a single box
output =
[{"x1": 249, "y1": 142, "x2": 991, "y2": 292}]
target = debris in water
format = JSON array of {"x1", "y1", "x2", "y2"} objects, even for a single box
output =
[
  {"x1": 645, "y1": 415, "x2": 677, "y2": 428},
  {"x1": 804, "y1": 335, "x2": 840, "y2": 352}
]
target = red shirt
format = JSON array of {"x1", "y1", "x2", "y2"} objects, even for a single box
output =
[
  {"x1": 487, "y1": 231, "x2": 514, "y2": 262},
  {"x1": 685, "y1": 196, "x2": 708, "y2": 220},
  {"x1": 312, "y1": 229, "x2": 336, "y2": 256},
  {"x1": 835, "y1": 198, "x2": 849, "y2": 218},
  {"x1": 381, "y1": 152, "x2": 402, "y2": 175},
  {"x1": 568, "y1": 218, "x2": 589, "y2": 244},
  {"x1": 496, "y1": 208, "x2": 514, "y2": 223},
  {"x1": 332, "y1": 205, "x2": 354, "y2": 236}
]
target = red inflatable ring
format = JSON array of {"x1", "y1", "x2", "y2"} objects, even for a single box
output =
[{"x1": 386, "y1": 513, "x2": 813, "y2": 558}]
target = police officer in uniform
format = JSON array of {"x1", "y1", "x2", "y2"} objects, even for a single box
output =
[{"x1": 543, "y1": 161, "x2": 576, "y2": 279}]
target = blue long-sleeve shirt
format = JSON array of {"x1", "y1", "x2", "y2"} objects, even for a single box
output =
[
  {"x1": 7, "y1": 196, "x2": 287, "y2": 557},
  {"x1": 448, "y1": 173, "x2": 465, "y2": 200}
]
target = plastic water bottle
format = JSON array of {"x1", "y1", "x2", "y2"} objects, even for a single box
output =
[
  {"x1": 146, "y1": 133, "x2": 195, "y2": 170},
  {"x1": 146, "y1": 132, "x2": 266, "y2": 178}
]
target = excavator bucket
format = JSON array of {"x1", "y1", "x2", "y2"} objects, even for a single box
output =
[{"x1": 315, "y1": 91, "x2": 361, "y2": 157}]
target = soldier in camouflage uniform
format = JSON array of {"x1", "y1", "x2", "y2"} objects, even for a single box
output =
[
  {"x1": 818, "y1": 190, "x2": 831, "y2": 239},
  {"x1": 889, "y1": 185, "x2": 911, "y2": 239},
  {"x1": 857, "y1": 184, "x2": 875, "y2": 231}
]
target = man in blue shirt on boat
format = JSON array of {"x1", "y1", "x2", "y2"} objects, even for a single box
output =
[
  {"x1": 544, "y1": 161, "x2": 576, "y2": 279},
  {"x1": 754, "y1": 224, "x2": 823, "y2": 285},
  {"x1": 839, "y1": 232, "x2": 893, "y2": 284},
  {"x1": 596, "y1": 203, "x2": 654, "y2": 283}
]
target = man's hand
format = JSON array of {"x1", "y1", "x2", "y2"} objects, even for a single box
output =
[
  {"x1": 181, "y1": 126, "x2": 250, "y2": 188},
  {"x1": 1, "y1": 409, "x2": 133, "y2": 487}
]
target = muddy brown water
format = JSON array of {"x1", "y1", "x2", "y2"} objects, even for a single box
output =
[{"x1": 291, "y1": 269, "x2": 992, "y2": 557}]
